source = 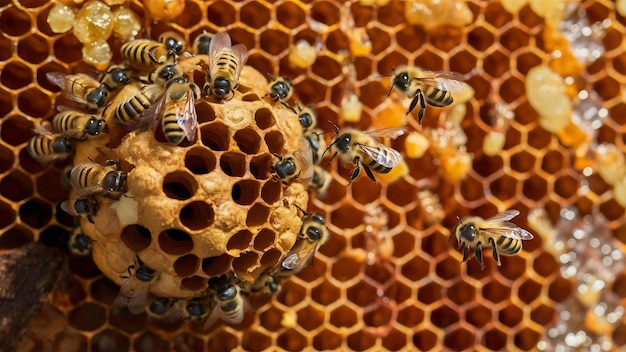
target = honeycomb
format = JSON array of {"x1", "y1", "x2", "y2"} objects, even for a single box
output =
[{"x1": 2, "y1": 0, "x2": 626, "y2": 351}]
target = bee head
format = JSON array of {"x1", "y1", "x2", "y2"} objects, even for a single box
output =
[
  {"x1": 53, "y1": 137, "x2": 72, "y2": 153},
  {"x1": 334, "y1": 133, "x2": 352, "y2": 152},
  {"x1": 460, "y1": 223, "x2": 477, "y2": 242},
  {"x1": 270, "y1": 80, "x2": 292, "y2": 100},
  {"x1": 217, "y1": 284, "x2": 238, "y2": 301},
  {"x1": 109, "y1": 67, "x2": 131, "y2": 85},
  {"x1": 87, "y1": 88, "x2": 108, "y2": 107},
  {"x1": 85, "y1": 116, "x2": 107, "y2": 136},
  {"x1": 163, "y1": 37, "x2": 184, "y2": 54},
  {"x1": 275, "y1": 157, "x2": 297, "y2": 179},
  {"x1": 298, "y1": 111, "x2": 314, "y2": 131},
  {"x1": 391, "y1": 71, "x2": 410, "y2": 92},
  {"x1": 102, "y1": 170, "x2": 127, "y2": 193},
  {"x1": 157, "y1": 64, "x2": 180, "y2": 83},
  {"x1": 195, "y1": 34, "x2": 211, "y2": 55}
]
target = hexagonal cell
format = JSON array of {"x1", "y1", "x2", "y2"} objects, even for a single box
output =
[
  {"x1": 173, "y1": 333, "x2": 204, "y2": 351},
  {"x1": 400, "y1": 255, "x2": 430, "y2": 281},
  {"x1": 517, "y1": 278, "x2": 542, "y2": 304},
  {"x1": 346, "y1": 281, "x2": 377, "y2": 307},
  {"x1": 313, "y1": 329, "x2": 342, "y2": 350},
  {"x1": 195, "y1": 101, "x2": 216, "y2": 124},
  {"x1": 2, "y1": 115, "x2": 34, "y2": 147},
  {"x1": 499, "y1": 76, "x2": 526, "y2": 104},
  {"x1": 180, "y1": 201, "x2": 214, "y2": 231},
  {"x1": 184, "y1": 147, "x2": 216, "y2": 175},
  {"x1": 250, "y1": 154, "x2": 273, "y2": 180},
  {"x1": 413, "y1": 329, "x2": 438, "y2": 350},
  {"x1": 0, "y1": 169, "x2": 33, "y2": 202},
  {"x1": 206, "y1": 1, "x2": 235, "y2": 27},
  {"x1": 483, "y1": 328, "x2": 507, "y2": 350},
  {"x1": 162, "y1": 170, "x2": 198, "y2": 200},
  {"x1": 277, "y1": 329, "x2": 307, "y2": 351},
  {"x1": 174, "y1": 254, "x2": 199, "y2": 277},
  {"x1": 227, "y1": 229, "x2": 253, "y2": 252},
  {"x1": 231, "y1": 179, "x2": 260, "y2": 206},
  {"x1": 382, "y1": 328, "x2": 407, "y2": 350},
  {"x1": 413, "y1": 49, "x2": 444, "y2": 71},
  {"x1": 296, "y1": 305, "x2": 324, "y2": 331},
  {"x1": 500, "y1": 26, "x2": 529, "y2": 53},
  {"x1": 347, "y1": 330, "x2": 376, "y2": 351},
  {"x1": 201, "y1": 254, "x2": 231, "y2": 277},
  {"x1": 311, "y1": 280, "x2": 340, "y2": 306},
  {"x1": 554, "y1": 174, "x2": 579, "y2": 201},
  {"x1": 68, "y1": 302, "x2": 106, "y2": 331},
  {"x1": 260, "y1": 29, "x2": 289, "y2": 56},
  {"x1": 466, "y1": 304, "x2": 492, "y2": 328},
  {"x1": 483, "y1": 280, "x2": 511, "y2": 304},
  {"x1": 310, "y1": 0, "x2": 340, "y2": 26},
  {"x1": 19, "y1": 198, "x2": 50, "y2": 229},
  {"x1": 219, "y1": 152, "x2": 247, "y2": 177},
  {"x1": 444, "y1": 327, "x2": 474, "y2": 350},
  {"x1": 109, "y1": 306, "x2": 146, "y2": 333},
  {"x1": 0, "y1": 225, "x2": 33, "y2": 248},
  {"x1": 121, "y1": 224, "x2": 152, "y2": 252},
  {"x1": 276, "y1": 2, "x2": 306, "y2": 29},
  {"x1": 417, "y1": 281, "x2": 441, "y2": 305},
  {"x1": 421, "y1": 233, "x2": 449, "y2": 258},
  {"x1": 1, "y1": 61, "x2": 32, "y2": 90},
  {"x1": 245, "y1": 202, "x2": 270, "y2": 227},
  {"x1": 460, "y1": 176, "x2": 486, "y2": 202},
  {"x1": 431, "y1": 305, "x2": 459, "y2": 328},
  {"x1": 200, "y1": 122, "x2": 230, "y2": 151},
  {"x1": 450, "y1": 50, "x2": 478, "y2": 75},
  {"x1": 158, "y1": 229, "x2": 193, "y2": 255},
  {"x1": 233, "y1": 127, "x2": 261, "y2": 155},
  {"x1": 430, "y1": 27, "x2": 464, "y2": 53},
  {"x1": 0, "y1": 6, "x2": 31, "y2": 36},
  {"x1": 253, "y1": 228, "x2": 274, "y2": 251},
  {"x1": 264, "y1": 130, "x2": 285, "y2": 155},
  {"x1": 593, "y1": 75, "x2": 620, "y2": 101},
  {"x1": 19, "y1": 88, "x2": 52, "y2": 118},
  {"x1": 134, "y1": 331, "x2": 169, "y2": 352},
  {"x1": 484, "y1": 50, "x2": 510, "y2": 78},
  {"x1": 530, "y1": 303, "x2": 555, "y2": 325},
  {"x1": 17, "y1": 33, "x2": 49, "y2": 64},
  {"x1": 498, "y1": 304, "x2": 523, "y2": 327},
  {"x1": 180, "y1": 276, "x2": 205, "y2": 291},
  {"x1": 468, "y1": 26, "x2": 495, "y2": 51},
  {"x1": 522, "y1": 175, "x2": 548, "y2": 202},
  {"x1": 547, "y1": 276, "x2": 572, "y2": 303},
  {"x1": 260, "y1": 179, "x2": 281, "y2": 205},
  {"x1": 514, "y1": 327, "x2": 540, "y2": 350},
  {"x1": 446, "y1": 280, "x2": 476, "y2": 306},
  {"x1": 312, "y1": 55, "x2": 343, "y2": 82},
  {"x1": 91, "y1": 329, "x2": 130, "y2": 352}
]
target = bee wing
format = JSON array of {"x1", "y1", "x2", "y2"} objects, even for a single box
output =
[
  {"x1": 45, "y1": 72, "x2": 67, "y2": 89},
  {"x1": 208, "y1": 32, "x2": 231, "y2": 72},
  {"x1": 365, "y1": 127, "x2": 408, "y2": 139},
  {"x1": 230, "y1": 44, "x2": 249, "y2": 81},
  {"x1": 176, "y1": 87, "x2": 198, "y2": 142},
  {"x1": 127, "y1": 284, "x2": 151, "y2": 314},
  {"x1": 60, "y1": 199, "x2": 78, "y2": 216},
  {"x1": 281, "y1": 253, "x2": 300, "y2": 270},
  {"x1": 33, "y1": 124, "x2": 54, "y2": 136},
  {"x1": 203, "y1": 305, "x2": 220, "y2": 330},
  {"x1": 358, "y1": 144, "x2": 403, "y2": 169},
  {"x1": 486, "y1": 209, "x2": 520, "y2": 223},
  {"x1": 294, "y1": 138, "x2": 314, "y2": 180},
  {"x1": 416, "y1": 71, "x2": 465, "y2": 92},
  {"x1": 480, "y1": 226, "x2": 534, "y2": 240},
  {"x1": 126, "y1": 85, "x2": 166, "y2": 131},
  {"x1": 75, "y1": 186, "x2": 104, "y2": 199}
]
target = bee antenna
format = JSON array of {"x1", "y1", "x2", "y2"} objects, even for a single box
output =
[
  {"x1": 326, "y1": 120, "x2": 340, "y2": 134},
  {"x1": 281, "y1": 101, "x2": 297, "y2": 114},
  {"x1": 294, "y1": 204, "x2": 308, "y2": 217},
  {"x1": 265, "y1": 71, "x2": 277, "y2": 81}
]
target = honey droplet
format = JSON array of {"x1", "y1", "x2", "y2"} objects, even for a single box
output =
[
  {"x1": 73, "y1": 0, "x2": 113, "y2": 44},
  {"x1": 82, "y1": 39, "x2": 112, "y2": 69},
  {"x1": 113, "y1": 7, "x2": 141, "y2": 41},
  {"x1": 47, "y1": 2, "x2": 75, "y2": 34}
]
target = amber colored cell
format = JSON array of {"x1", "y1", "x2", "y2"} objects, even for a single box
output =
[
  {"x1": 310, "y1": 280, "x2": 339, "y2": 306},
  {"x1": 121, "y1": 224, "x2": 152, "y2": 252},
  {"x1": 522, "y1": 175, "x2": 548, "y2": 202},
  {"x1": 264, "y1": 131, "x2": 285, "y2": 155},
  {"x1": 311, "y1": 56, "x2": 342, "y2": 82},
  {"x1": 201, "y1": 123, "x2": 230, "y2": 151},
  {"x1": 163, "y1": 171, "x2": 198, "y2": 200},
  {"x1": 89, "y1": 278, "x2": 119, "y2": 305},
  {"x1": 530, "y1": 303, "x2": 554, "y2": 325},
  {"x1": 260, "y1": 179, "x2": 281, "y2": 204},
  {"x1": 158, "y1": 229, "x2": 193, "y2": 255},
  {"x1": 2, "y1": 115, "x2": 34, "y2": 147},
  {"x1": 532, "y1": 252, "x2": 558, "y2": 277},
  {"x1": 260, "y1": 30, "x2": 289, "y2": 56},
  {"x1": 484, "y1": 50, "x2": 510, "y2": 78},
  {"x1": 259, "y1": 306, "x2": 283, "y2": 332},
  {"x1": 468, "y1": 27, "x2": 495, "y2": 52},
  {"x1": 18, "y1": 33, "x2": 49, "y2": 64},
  {"x1": 498, "y1": 76, "x2": 525, "y2": 105},
  {"x1": 514, "y1": 327, "x2": 540, "y2": 350},
  {"x1": 500, "y1": 27, "x2": 530, "y2": 53},
  {"x1": 540, "y1": 150, "x2": 564, "y2": 174},
  {"x1": 202, "y1": 254, "x2": 231, "y2": 277},
  {"x1": 1, "y1": 61, "x2": 32, "y2": 90},
  {"x1": 241, "y1": 331, "x2": 271, "y2": 351},
  {"x1": 0, "y1": 6, "x2": 31, "y2": 36},
  {"x1": 483, "y1": 328, "x2": 507, "y2": 350},
  {"x1": 482, "y1": 280, "x2": 511, "y2": 304},
  {"x1": 444, "y1": 328, "x2": 474, "y2": 350},
  {"x1": 219, "y1": 152, "x2": 246, "y2": 177},
  {"x1": 310, "y1": 0, "x2": 340, "y2": 26},
  {"x1": 248, "y1": 154, "x2": 271, "y2": 180},
  {"x1": 431, "y1": 305, "x2": 459, "y2": 329},
  {"x1": 416, "y1": 281, "x2": 441, "y2": 305},
  {"x1": 232, "y1": 179, "x2": 260, "y2": 206},
  {"x1": 473, "y1": 154, "x2": 504, "y2": 179},
  {"x1": 348, "y1": 178, "x2": 381, "y2": 205},
  {"x1": 276, "y1": 2, "x2": 305, "y2": 29},
  {"x1": 0, "y1": 34, "x2": 12, "y2": 62},
  {"x1": 246, "y1": 203, "x2": 270, "y2": 227},
  {"x1": 484, "y1": 2, "x2": 513, "y2": 27},
  {"x1": 498, "y1": 304, "x2": 523, "y2": 327},
  {"x1": 448, "y1": 280, "x2": 477, "y2": 306},
  {"x1": 206, "y1": 2, "x2": 235, "y2": 27},
  {"x1": 547, "y1": 276, "x2": 572, "y2": 302},
  {"x1": 0, "y1": 225, "x2": 33, "y2": 248},
  {"x1": 110, "y1": 307, "x2": 147, "y2": 334},
  {"x1": 330, "y1": 305, "x2": 357, "y2": 327},
  {"x1": 594, "y1": 75, "x2": 621, "y2": 101},
  {"x1": 449, "y1": 50, "x2": 478, "y2": 75},
  {"x1": 19, "y1": 88, "x2": 52, "y2": 118},
  {"x1": 510, "y1": 150, "x2": 536, "y2": 174},
  {"x1": 68, "y1": 303, "x2": 107, "y2": 331},
  {"x1": 184, "y1": 147, "x2": 216, "y2": 175},
  {"x1": 259, "y1": 248, "x2": 281, "y2": 267},
  {"x1": 134, "y1": 331, "x2": 169, "y2": 352},
  {"x1": 329, "y1": 204, "x2": 363, "y2": 229},
  {"x1": 174, "y1": 254, "x2": 199, "y2": 277},
  {"x1": 233, "y1": 127, "x2": 261, "y2": 154},
  {"x1": 53, "y1": 34, "x2": 82, "y2": 64},
  {"x1": 466, "y1": 304, "x2": 492, "y2": 328},
  {"x1": 400, "y1": 255, "x2": 430, "y2": 281},
  {"x1": 313, "y1": 329, "x2": 342, "y2": 350},
  {"x1": 1, "y1": 169, "x2": 33, "y2": 202},
  {"x1": 253, "y1": 228, "x2": 274, "y2": 251},
  {"x1": 174, "y1": 333, "x2": 204, "y2": 351},
  {"x1": 613, "y1": 271, "x2": 626, "y2": 298},
  {"x1": 413, "y1": 329, "x2": 438, "y2": 350},
  {"x1": 180, "y1": 201, "x2": 214, "y2": 231},
  {"x1": 227, "y1": 229, "x2": 253, "y2": 252},
  {"x1": 554, "y1": 174, "x2": 579, "y2": 200},
  {"x1": 195, "y1": 101, "x2": 216, "y2": 124},
  {"x1": 613, "y1": 322, "x2": 626, "y2": 347},
  {"x1": 460, "y1": 176, "x2": 486, "y2": 202},
  {"x1": 91, "y1": 329, "x2": 130, "y2": 352},
  {"x1": 19, "y1": 198, "x2": 51, "y2": 228},
  {"x1": 277, "y1": 329, "x2": 307, "y2": 351}
]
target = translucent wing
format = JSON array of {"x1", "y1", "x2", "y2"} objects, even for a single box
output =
[
  {"x1": 45, "y1": 72, "x2": 67, "y2": 88},
  {"x1": 176, "y1": 87, "x2": 198, "y2": 142},
  {"x1": 415, "y1": 71, "x2": 465, "y2": 92},
  {"x1": 281, "y1": 253, "x2": 299, "y2": 270},
  {"x1": 358, "y1": 144, "x2": 403, "y2": 169},
  {"x1": 127, "y1": 284, "x2": 151, "y2": 314},
  {"x1": 480, "y1": 210, "x2": 534, "y2": 240},
  {"x1": 208, "y1": 32, "x2": 231, "y2": 72},
  {"x1": 230, "y1": 44, "x2": 249, "y2": 82},
  {"x1": 60, "y1": 199, "x2": 78, "y2": 216},
  {"x1": 126, "y1": 85, "x2": 165, "y2": 131},
  {"x1": 33, "y1": 123, "x2": 54, "y2": 136},
  {"x1": 486, "y1": 209, "x2": 520, "y2": 223},
  {"x1": 365, "y1": 127, "x2": 408, "y2": 139}
]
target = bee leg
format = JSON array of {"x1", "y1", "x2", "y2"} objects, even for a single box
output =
[
  {"x1": 475, "y1": 242, "x2": 485, "y2": 270},
  {"x1": 147, "y1": 50, "x2": 160, "y2": 65},
  {"x1": 87, "y1": 215, "x2": 94, "y2": 224},
  {"x1": 362, "y1": 164, "x2": 377, "y2": 183},
  {"x1": 407, "y1": 91, "x2": 420, "y2": 115},
  {"x1": 416, "y1": 90, "x2": 426, "y2": 124},
  {"x1": 461, "y1": 246, "x2": 469, "y2": 262},
  {"x1": 350, "y1": 156, "x2": 362, "y2": 183},
  {"x1": 489, "y1": 237, "x2": 501, "y2": 266}
]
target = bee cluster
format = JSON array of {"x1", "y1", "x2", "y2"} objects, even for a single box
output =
[{"x1": 27, "y1": 31, "x2": 340, "y2": 327}]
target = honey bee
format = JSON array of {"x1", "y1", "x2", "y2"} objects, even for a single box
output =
[
  {"x1": 304, "y1": 128, "x2": 326, "y2": 165},
  {"x1": 138, "y1": 76, "x2": 200, "y2": 145},
  {"x1": 449, "y1": 209, "x2": 534, "y2": 270},
  {"x1": 245, "y1": 273, "x2": 281, "y2": 296},
  {"x1": 121, "y1": 33, "x2": 184, "y2": 69},
  {"x1": 27, "y1": 127, "x2": 72, "y2": 163},
  {"x1": 110, "y1": 84, "x2": 163, "y2": 127},
  {"x1": 205, "y1": 274, "x2": 249, "y2": 328},
  {"x1": 98, "y1": 65, "x2": 132, "y2": 94},
  {"x1": 174, "y1": 297, "x2": 211, "y2": 322},
  {"x1": 324, "y1": 124, "x2": 407, "y2": 183},
  {"x1": 69, "y1": 159, "x2": 128, "y2": 199},
  {"x1": 114, "y1": 256, "x2": 157, "y2": 314},
  {"x1": 388, "y1": 65, "x2": 465, "y2": 123},
  {"x1": 52, "y1": 110, "x2": 108, "y2": 140},
  {"x1": 265, "y1": 74, "x2": 293, "y2": 102},
  {"x1": 192, "y1": 30, "x2": 212, "y2": 55},
  {"x1": 284, "y1": 101, "x2": 317, "y2": 133},
  {"x1": 274, "y1": 138, "x2": 314, "y2": 183},
  {"x1": 60, "y1": 196, "x2": 99, "y2": 223},
  {"x1": 203, "y1": 32, "x2": 249, "y2": 101},
  {"x1": 146, "y1": 297, "x2": 176, "y2": 320},
  {"x1": 46, "y1": 72, "x2": 107, "y2": 110},
  {"x1": 272, "y1": 208, "x2": 328, "y2": 278},
  {"x1": 309, "y1": 166, "x2": 332, "y2": 196},
  {"x1": 68, "y1": 228, "x2": 93, "y2": 256}
]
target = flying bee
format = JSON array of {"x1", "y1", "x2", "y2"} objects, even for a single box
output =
[
  {"x1": 61, "y1": 196, "x2": 99, "y2": 223},
  {"x1": 68, "y1": 228, "x2": 93, "y2": 256},
  {"x1": 274, "y1": 137, "x2": 314, "y2": 183},
  {"x1": 114, "y1": 256, "x2": 157, "y2": 314},
  {"x1": 46, "y1": 72, "x2": 107, "y2": 110},
  {"x1": 449, "y1": 209, "x2": 534, "y2": 270},
  {"x1": 192, "y1": 30, "x2": 213, "y2": 55},
  {"x1": 309, "y1": 166, "x2": 332, "y2": 196},
  {"x1": 137, "y1": 76, "x2": 200, "y2": 145},
  {"x1": 52, "y1": 110, "x2": 108, "y2": 141},
  {"x1": 272, "y1": 207, "x2": 328, "y2": 278},
  {"x1": 205, "y1": 274, "x2": 250, "y2": 328},
  {"x1": 388, "y1": 65, "x2": 465, "y2": 123},
  {"x1": 304, "y1": 128, "x2": 326, "y2": 164},
  {"x1": 203, "y1": 32, "x2": 249, "y2": 101},
  {"x1": 109, "y1": 84, "x2": 163, "y2": 128},
  {"x1": 265, "y1": 74, "x2": 293, "y2": 102},
  {"x1": 27, "y1": 127, "x2": 72, "y2": 163},
  {"x1": 284, "y1": 101, "x2": 317, "y2": 133},
  {"x1": 323, "y1": 124, "x2": 407, "y2": 183},
  {"x1": 121, "y1": 33, "x2": 184, "y2": 69},
  {"x1": 98, "y1": 64, "x2": 131, "y2": 93},
  {"x1": 69, "y1": 159, "x2": 127, "y2": 199}
]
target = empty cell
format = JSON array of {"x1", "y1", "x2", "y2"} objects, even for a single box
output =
[
  {"x1": 250, "y1": 154, "x2": 273, "y2": 180},
  {"x1": 500, "y1": 27, "x2": 529, "y2": 52},
  {"x1": 0, "y1": 225, "x2": 33, "y2": 248},
  {"x1": 17, "y1": 33, "x2": 49, "y2": 64},
  {"x1": 120, "y1": 224, "x2": 152, "y2": 252},
  {"x1": 233, "y1": 127, "x2": 261, "y2": 154},
  {"x1": 179, "y1": 201, "x2": 214, "y2": 231},
  {"x1": 253, "y1": 228, "x2": 275, "y2": 251},
  {"x1": 232, "y1": 179, "x2": 260, "y2": 206},
  {"x1": 417, "y1": 282, "x2": 441, "y2": 305},
  {"x1": 277, "y1": 329, "x2": 307, "y2": 351},
  {"x1": 499, "y1": 304, "x2": 523, "y2": 327},
  {"x1": 219, "y1": 152, "x2": 246, "y2": 177},
  {"x1": 468, "y1": 27, "x2": 495, "y2": 51},
  {"x1": 311, "y1": 280, "x2": 340, "y2": 305},
  {"x1": 446, "y1": 280, "x2": 475, "y2": 305},
  {"x1": 0, "y1": 6, "x2": 31, "y2": 36},
  {"x1": 484, "y1": 2, "x2": 513, "y2": 27},
  {"x1": 522, "y1": 175, "x2": 548, "y2": 202},
  {"x1": 184, "y1": 147, "x2": 216, "y2": 175},
  {"x1": 1, "y1": 169, "x2": 33, "y2": 202},
  {"x1": 245, "y1": 202, "x2": 270, "y2": 227},
  {"x1": 260, "y1": 29, "x2": 289, "y2": 56},
  {"x1": 466, "y1": 305, "x2": 492, "y2": 328},
  {"x1": 0, "y1": 35, "x2": 12, "y2": 61},
  {"x1": 431, "y1": 305, "x2": 459, "y2": 328},
  {"x1": 330, "y1": 305, "x2": 357, "y2": 327},
  {"x1": 530, "y1": 304, "x2": 555, "y2": 325},
  {"x1": 310, "y1": 0, "x2": 340, "y2": 26},
  {"x1": 483, "y1": 280, "x2": 511, "y2": 303},
  {"x1": 296, "y1": 305, "x2": 324, "y2": 331},
  {"x1": 400, "y1": 256, "x2": 430, "y2": 281},
  {"x1": 158, "y1": 229, "x2": 193, "y2": 255},
  {"x1": 430, "y1": 27, "x2": 464, "y2": 52},
  {"x1": 350, "y1": 176, "x2": 382, "y2": 204},
  {"x1": 68, "y1": 302, "x2": 106, "y2": 331},
  {"x1": 195, "y1": 101, "x2": 216, "y2": 124},
  {"x1": 259, "y1": 248, "x2": 281, "y2": 268},
  {"x1": 1, "y1": 61, "x2": 32, "y2": 90},
  {"x1": 200, "y1": 122, "x2": 230, "y2": 151},
  {"x1": 259, "y1": 307, "x2": 283, "y2": 332},
  {"x1": 202, "y1": 254, "x2": 231, "y2": 277},
  {"x1": 413, "y1": 330, "x2": 438, "y2": 350},
  {"x1": 134, "y1": 332, "x2": 169, "y2": 352},
  {"x1": 206, "y1": 2, "x2": 236, "y2": 27},
  {"x1": 241, "y1": 331, "x2": 271, "y2": 352},
  {"x1": 180, "y1": 276, "x2": 205, "y2": 291},
  {"x1": 109, "y1": 306, "x2": 146, "y2": 334},
  {"x1": 484, "y1": 50, "x2": 509, "y2": 78},
  {"x1": 444, "y1": 328, "x2": 475, "y2": 350},
  {"x1": 450, "y1": 50, "x2": 478, "y2": 75},
  {"x1": 397, "y1": 305, "x2": 424, "y2": 328},
  {"x1": 483, "y1": 328, "x2": 507, "y2": 350},
  {"x1": 162, "y1": 170, "x2": 198, "y2": 200},
  {"x1": 254, "y1": 108, "x2": 275, "y2": 130},
  {"x1": 311, "y1": 55, "x2": 342, "y2": 82},
  {"x1": 518, "y1": 278, "x2": 542, "y2": 304},
  {"x1": 241, "y1": 2, "x2": 271, "y2": 29},
  {"x1": 260, "y1": 179, "x2": 281, "y2": 204},
  {"x1": 174, "y1": 254, "x2": 199, "y2": 277},
  {"x1": 227, "y1": 229, "x2": 253, "y2": 252},
  {"x1": 330, "y1": 256, "x2": 361, "y2": 282},
  {"x1": 53, "y1": 34, "x2": 82, "y2": 64},
  {"x1": 89, "y1": 277, "x2": 119, "y2": 305},
  {"x1": 19, "y1": 198, "x2": 50, "y2": 229},
  {"x1": 276, "y1": 2, "x2": 305, "y2": 29},
  {"x1": 363, "y1": 302, "x2": 394, "y2": 328},
  {"x1": 514, "y1": 328, "x2": 540, "y2": 350},
  {"x1": 18, "y1": 88, "x2": 51, "y2": 118}
]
